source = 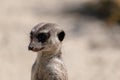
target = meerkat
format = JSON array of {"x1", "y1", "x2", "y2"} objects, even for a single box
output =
[{"x1": 28, "y1": 23, "x2": 68, "y2": 80}]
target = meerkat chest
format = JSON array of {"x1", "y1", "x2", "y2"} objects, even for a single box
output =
[
  {"x1": 32, "y1": 58, "x2": 65, "y2": 80},
  {"x1": 39, "y1": 58, "x2": 64, "y2": 74}
]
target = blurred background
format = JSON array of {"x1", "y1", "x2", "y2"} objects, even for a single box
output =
[{"x1": 1, "y1": 0, "x2": 120, "y2": 80}]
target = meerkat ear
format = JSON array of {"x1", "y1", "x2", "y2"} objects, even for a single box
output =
[{"x1": 57, "y1": 30, "x2": 65, "y2": 42}]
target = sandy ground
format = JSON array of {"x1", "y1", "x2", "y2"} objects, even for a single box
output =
[{"x1": 1, "y1": 0, "x2": 120, "y2": 80}]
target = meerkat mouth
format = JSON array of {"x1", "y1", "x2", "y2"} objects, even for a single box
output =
[{"x1": 32, "y1": 47, "x2": 45, "y2": 52}]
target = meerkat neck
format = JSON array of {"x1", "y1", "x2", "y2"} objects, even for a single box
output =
[{"x1": 36, "y1": 49, "x2": 62, "y2": 64}]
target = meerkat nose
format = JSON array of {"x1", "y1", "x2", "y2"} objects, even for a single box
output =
[{"x1": 28, "y1": 45, "x2": 34, "y2": 50}]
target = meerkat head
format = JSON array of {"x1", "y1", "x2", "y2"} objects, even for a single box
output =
[{"x1": 28, "y1": 23, "x2": 65, "y2": 53}]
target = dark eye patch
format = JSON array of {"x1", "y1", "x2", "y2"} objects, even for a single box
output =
[{"x1": 36, "y1": 33, "x2": 50, "y2": 43}]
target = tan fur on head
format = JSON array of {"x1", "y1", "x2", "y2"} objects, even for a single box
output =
[{"x1": 28, "y1": 22, "x2": 65, "y2": 53}]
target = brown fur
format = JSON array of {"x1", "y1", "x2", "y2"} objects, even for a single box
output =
[{"x1": 29, "y1": 23, "x2": 68, "y2": 80}]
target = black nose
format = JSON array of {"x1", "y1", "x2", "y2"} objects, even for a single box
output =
[{"x1": 28, "y1": 46, "x2": 34, "y2": 50}]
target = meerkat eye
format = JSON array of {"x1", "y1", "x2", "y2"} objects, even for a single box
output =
[{"x1": 36, "y1": 33, "x2": 50, "y2": 43}]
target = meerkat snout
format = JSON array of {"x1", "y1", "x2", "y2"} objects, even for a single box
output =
[{"x1": 28, "y1": 23, "x2": 65, "y2": 52}]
